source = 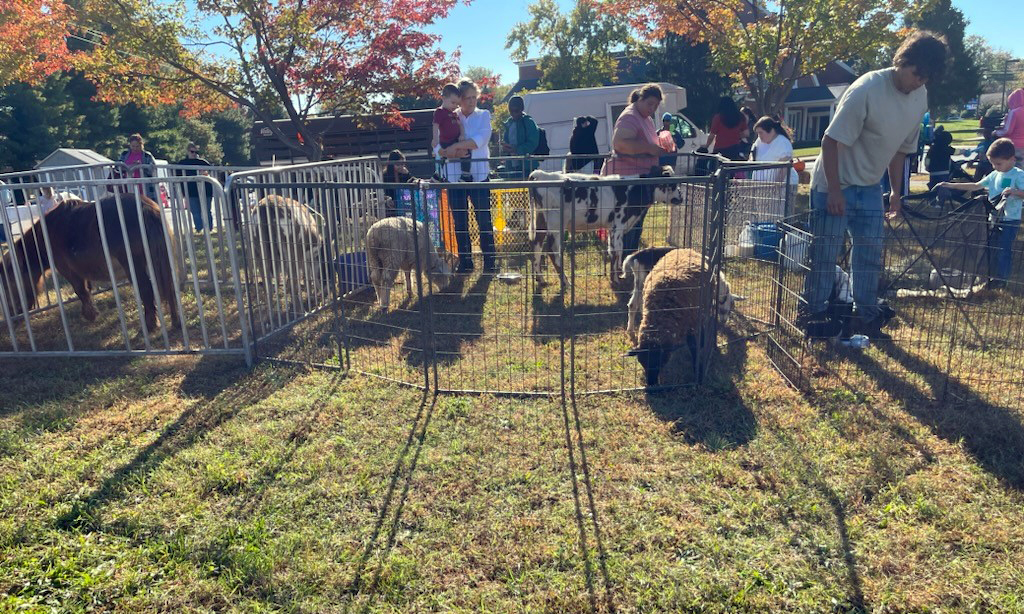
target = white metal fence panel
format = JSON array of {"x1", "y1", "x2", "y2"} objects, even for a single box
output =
[{"x1": 0, "y1": 177, "x2": 250, "y2": 362}]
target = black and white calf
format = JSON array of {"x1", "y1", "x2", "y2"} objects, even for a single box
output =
[{"x1": 527, "y1": 166, "x2": 683, "y2": 289}]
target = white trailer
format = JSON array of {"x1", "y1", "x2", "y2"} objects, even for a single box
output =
[{"x1": 521, "y1": 82, "x2": 708, "y2": 168}]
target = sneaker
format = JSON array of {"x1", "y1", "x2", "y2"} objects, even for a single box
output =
[
  {"x1": 797, "y1": 308, "x2": 842, "y2": 339},
  {"x1": 853, "y1": 314, "x2": 892, "y2": 341}
]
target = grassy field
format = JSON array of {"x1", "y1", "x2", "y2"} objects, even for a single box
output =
[
  {"x1": 3, "y1": 336, "x2": 1024, "y2": 611},
  {"x1": 4, "y1": 254, "x2": 1024, "y2": 610},
  {"x1": 935, "y1": 118, "x2": 983, "y2": 150},
  {"x1": 3, "y1": 188, "x2": 1024, "y2": 611}
]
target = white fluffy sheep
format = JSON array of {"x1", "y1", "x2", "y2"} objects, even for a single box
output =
[
  {"x1": 627, "y1": 248, "x2": 739, "y2": 386},
  {"x1": 365, "y1": 216, "x2": 455, "y2": 310},
  {"x1": 250, "y1": 194, "x2": 325, "y2": 313}
]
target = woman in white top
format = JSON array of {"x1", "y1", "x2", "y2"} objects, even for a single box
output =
[
  {"x1": 751, "y1": 116, "x2": 799, "y2": 185},
  {"x1": 440, "y1": 79, "x2": 495, "y2": 272}
]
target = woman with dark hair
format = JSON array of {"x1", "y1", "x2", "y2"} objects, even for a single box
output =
[
  {"x1": 568, "y1": 116, "x2": 601, "y2": 173},
  {"x1": 751, "y1": 116, "x2": 799, "y2": 185},
  {"x1": 707, "y1": 97, "x2": 749, "y2": 160},
  {"x1": 603, "y1": 83, "x2": 672, "y2": 269},
  {"x1": 383, "y1": 150, "x2": 414, "y2": 217},
  {"x1": 604, "y1": 83, "x2": 669, "y2": 177}
]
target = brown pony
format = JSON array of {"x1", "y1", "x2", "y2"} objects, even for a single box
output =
[{"x1": 0, "y1": 188, "x2": 180, "y2": 333}]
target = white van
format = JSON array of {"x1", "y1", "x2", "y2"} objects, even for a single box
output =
[{"x1": 521, "y1": 83, "x2": 708, "y2": 171}]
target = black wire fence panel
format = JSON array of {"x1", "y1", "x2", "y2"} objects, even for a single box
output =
[
  {"x1": 718, "y1": 167, "x2": 797, "y2": 347},
  {"x1": 219, "y1": 156, "x2": 802, "y2": 395},
  {"x1": 241, "y1": 171, "x2": 732, "y2": 395},
  {"x1": 766, "y1": 192, "x2": 1024, "y2": 410}
]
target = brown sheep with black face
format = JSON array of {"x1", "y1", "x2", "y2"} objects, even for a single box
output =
[{"x1": 627, "y1": 248, "x2": 740, "y2": 386}]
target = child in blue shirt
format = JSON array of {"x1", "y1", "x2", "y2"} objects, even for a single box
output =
[{"x1": 940, "y1": 138, "x2": 1024, "y2": 287}]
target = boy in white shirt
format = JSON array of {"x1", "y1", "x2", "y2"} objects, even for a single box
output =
[{"x1": 939, "y1": 138, "x2": 1024, "y2": 288}]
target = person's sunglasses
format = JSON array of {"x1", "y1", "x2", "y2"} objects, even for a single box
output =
[{"x1": 189, "y1": 150, "x2": 199, "y2": 154}]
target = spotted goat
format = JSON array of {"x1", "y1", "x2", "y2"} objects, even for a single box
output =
[{"x1": 527, "y1": 165, "x2": 683, "y2": 289}]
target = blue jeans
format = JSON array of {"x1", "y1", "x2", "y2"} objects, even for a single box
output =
[
  {"x1": 989, "y1": 219, "x2": 1020, "y2": 281},
  {"x1": 188, "y1": 195, "x2": 212, "y2": 232},
  {"x1": 804, "y1": 185, "x2": 885, "y2": 319}
]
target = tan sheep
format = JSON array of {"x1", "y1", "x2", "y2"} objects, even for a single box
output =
[
  {"x1": 627, "y1": 248, "x2": 740, "y2": 386},
  {"x1": 365, "y1": 216, "x2": 455, "y2": 311},
  {"x1": 250, "y1": 194, "x2": 325, "y2": 316}
]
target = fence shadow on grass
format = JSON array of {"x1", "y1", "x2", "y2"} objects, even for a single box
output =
[
  {"x1": 645, "y1": 326, "x2": 757, "y2": 449},
  {"x1": 157, "y1": 372, "x2": 349, "y2": 608},
  {"x1": 179, "y1": 354, "x2": 253, "y2": 399},
  {"x1": 856, "y1": 342, "x2": 1024, "y2": 490},
  {"x1": 405, "y1": 273, "x2": 491, "y2": 368},
  {"x1": 757, "y1": 409, "x2": 868, "y2": 613},
  {"x1": 341, "y1": 389, "x2": 435, "y2": 613},
  {"x1": 53, "y1": 362, "x2": 298, "y2": 532},
  {"x1": 0, "y1": 356, "x2": 138, "y2": 422}
]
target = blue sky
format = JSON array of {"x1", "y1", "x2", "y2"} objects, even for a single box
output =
[{"x1": 426, "y1": 0, "x2": 1023, "y2": 84}]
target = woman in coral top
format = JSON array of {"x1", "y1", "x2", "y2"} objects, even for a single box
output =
[
  {"x1": 602, "y1": 83, "x2": 672, "y2": 271},
  {"x1": 602, "y1": 83, "x2": 669, "y2": 177}
]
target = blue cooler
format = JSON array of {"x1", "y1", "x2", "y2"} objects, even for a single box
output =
[
  {"x1": 751, "y1": 222, "x2": 782, "y2": 262},
  {"x1": 336, "y1": 251, "x2": 370, "y2": 295}
]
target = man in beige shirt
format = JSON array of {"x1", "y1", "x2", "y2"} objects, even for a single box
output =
[{"x1": 801, "y1": 31, "x2": 949, "y2": 340}]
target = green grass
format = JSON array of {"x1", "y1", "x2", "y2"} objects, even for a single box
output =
[
  {"x1": 936, "y1": 118, "x2": 983, "y2": 149},
  {"x1": 791, "y1": 118, "x2": 981, "y2": 159},
  {"x1": 3, "y1": 342, "x2": 1024, "y2": 611},
  {"x1": 4, "y1": 266, "x2": 1024, "y2": 610},
  {"x1": 792, "y1": 146, "x2": 820, "y2": 159},
  {"x1": 3, "y1": 201, "x2": 1024, "y2": 611}
]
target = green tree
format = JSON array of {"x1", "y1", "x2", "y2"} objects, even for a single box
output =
[
  {"x1": 0, "y1": 71, "x2": 120, "y2": 169},
  {"x1": 966, "y1": 35, "x2": 1021, "y2": 95},
  {"x1": 904, "y1": 0, "x2": 980, "y2": 112},
  {"x1": 641, "y1": 34, "x2": 733, "y2": 129},
  {"x1": 72, "y1": 0, "x2": 462, "y2": 162},
  {"x1": 610, "y1": 0, "x2": 909, "y2": 117},
  {"x1": 506, "y1": 0, "x2": 633, "y2": 90},
  {"x1": 209, "y1": 108, "x2": 253, "y2": 165},
  {"x1": 0, "y1": 84, "x2": 56, "y2": 169},
  {"x1": 464, "y1": 66, "x2": 511, "y2": 109},
  {"x1": 180, "y1": 118, "x2": 224, "y2": 164}
]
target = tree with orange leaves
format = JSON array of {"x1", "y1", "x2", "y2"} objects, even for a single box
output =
[
  {"x1": 607, "y1": 0, "x2": 909, "y2": 118},
  {"x1": 0, "y1": 0, "x2": 73, "y2": 87},
  {"x1": 69, "y1": 0, "x2": 463, "y2": 161}
]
